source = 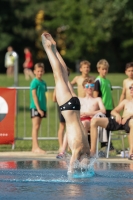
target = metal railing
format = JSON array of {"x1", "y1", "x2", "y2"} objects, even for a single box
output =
[{"x1": 9, "y1": 86, "x2": 122, "y2": 141}]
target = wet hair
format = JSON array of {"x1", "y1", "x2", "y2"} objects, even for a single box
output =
[
  {"x1": 82, "y1": 78, "x2": 94, "y2": 87},
  {"x1": 97, "y1": 59, "x2": 109, "y2": 69},
  {"x1": 125, "y1": 62, "x2": 133, "y2": 70},
  {"x1": 34, "y1": 63, "x2": 44, "y2": 70},
  {"x1": 80, "y1": 60, "x2": 91, "y2": 68}
]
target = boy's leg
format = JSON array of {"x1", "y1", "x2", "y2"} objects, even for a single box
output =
[
  {"x1": 101, "y1": 110, "x2": 114, "y2": 150},
  {"x1": 58, "y1": 122, "x2": 65, "y2": 152},
  {"x1": 29, "y1": 69, "x2": 34, "y2": 79},
  {"x1": 81, "y1": 120, "x2": 90, "y2": 135},
  {"x1": 24, "y1": 68, "x2": 29, "y2": 80},
  {"x1": 128, "y1": 119, "x2": 133, "y2": 158},
  {"x1": 51, "y1": 38, "x2": 76, "y2": 97},
  {"x1": 90, "y1": 118, "x2": 109, "y2": 156},
  {"x1": 54, "y1": 50, "x2": 76, "y2": 97},
  {"x1": 41, "y1": 33, "x2": 75, "y2": 105},
  {"x1": 32, "y1": 117, "x2": 46, "y2": 153},
  {"x1": 56, "y1": 133, "x2": 68, "y2": 159}
]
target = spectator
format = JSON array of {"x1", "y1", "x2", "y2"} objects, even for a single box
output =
[
  {"x1": 23, "y1": 47, "x2": 34, "y2": 80},
  {"x1": 119, "y1": 62, "x2": 133, "y2": 102},
  {"x1": 90, "y1": 83, "x2": 133, "y2": 160},
  {"x1": 71, "y1": 60, "x2": 95, "y2": 97},
  {"x1": 5, "y1": 46, "x2": 17, "y2": 77},
  {"x1": 93, "y1": 59, "x2": 115, "y2": 153},
  {"x1": 30, "y1": 63, "x2": 47, "y2": 153}
]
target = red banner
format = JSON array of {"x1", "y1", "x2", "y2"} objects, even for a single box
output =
[{"x1": 0, "y1": 88, "x2": 16, "y2": 145}]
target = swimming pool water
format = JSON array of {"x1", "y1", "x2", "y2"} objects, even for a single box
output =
[{"x1": 0, "y1": 160, "x2": 133, "y2": 200}]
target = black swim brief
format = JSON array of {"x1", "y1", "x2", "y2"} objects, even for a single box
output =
[
  {"x1": 106, "y1": 117, "x2": 131, "y2": 133},
  {"x1": 59, "y1": 97, "x2": 80, "y2": 111}
]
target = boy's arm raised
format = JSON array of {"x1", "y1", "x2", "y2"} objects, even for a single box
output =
[{"x1": 111, "y1": 100, "x2": 126, "y2": 124}]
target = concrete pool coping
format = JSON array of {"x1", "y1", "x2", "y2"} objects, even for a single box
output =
[{"x1": 0, "y1": 151, "x2": 132, "y2": 163}]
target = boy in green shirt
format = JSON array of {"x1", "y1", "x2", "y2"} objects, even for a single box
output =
[
  {"x1": 93, "y1": 59, "x2": 114, "y2": 152},
  {"x1": 30, "y1": 63, "x2": 47, "y2": 153}
]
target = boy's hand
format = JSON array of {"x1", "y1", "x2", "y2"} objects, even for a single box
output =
[
  {"x1": 121, "y1": 117, "x2": 128, "y2": 125},
  {"x1": 115, "y1": 114, "x2": 122, "y2": 124},
  {"x1": 80, "y1": 113, "x2": 87, "y2": 117},
  {"x1": 121, "y1": 115, "x2": 131, "y2": 125},
  {"x1": 38, "y1": 109, "x2": 44, "y2": 117}
]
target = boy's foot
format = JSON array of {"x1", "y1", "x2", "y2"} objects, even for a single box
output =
[
  {"x1": 41, "y1": 32, "x2": 52, "y2": 49},
  {"x1": 128, "y1": 154, "x2": 133, "y2": 160},
  {"x1": 45, "y1": 33, "x2": 56, "y2": 46},
  {"x1": 56, "y1": 152, "x2": 65, "y2": 159},
  {"x1": 32, "y1": 148, "x2": 46, "y2": 154}
]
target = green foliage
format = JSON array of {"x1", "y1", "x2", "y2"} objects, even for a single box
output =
[{"x1": 0, "y1": 0, "x2": 133, "y2": 73}]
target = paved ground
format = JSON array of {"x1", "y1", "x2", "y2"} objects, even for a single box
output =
[{"x1": 0, "y1": 151, "x2": 132, "y2": 163}]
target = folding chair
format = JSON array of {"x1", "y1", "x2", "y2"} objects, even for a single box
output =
[{"x1": 106, "y1": 130, "x2": 127, "y2": 158}]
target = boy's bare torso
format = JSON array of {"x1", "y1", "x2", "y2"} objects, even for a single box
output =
[
  {"x1": 123, "y1": 79, "x2": 133, "y2": 100},
  {"x1": 122, "y1": 99, "x2": 133, "y2": 118},
  {"x1": 79, "y1": 97, "x2": 100, "y2": 116}
]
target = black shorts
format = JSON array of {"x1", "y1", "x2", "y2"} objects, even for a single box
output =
[
  {"x1": 30, "y1": 109, "x2": 47, "y2": 118},
  {"x1": 106, "y1": 118, "x2": 131, "y2": 133},
  {"x1": 57, "y1": 105, "x2": 65, "y2": 123}
]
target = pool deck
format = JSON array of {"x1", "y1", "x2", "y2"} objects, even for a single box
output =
[{"x1": 0, "y1": 151, "x2": 132, "y2": 163}]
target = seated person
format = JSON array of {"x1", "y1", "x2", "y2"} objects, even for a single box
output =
[
  {"x1": 90, "y1": 83, "x2": 133, "y2": 160},
  {"x1": 79, "y1": 78, "x2": 106, "y2": 138}
]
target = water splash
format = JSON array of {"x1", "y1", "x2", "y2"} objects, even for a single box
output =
[{"x1": 67, "y1": 156, "x2": 97, "y2": 179}]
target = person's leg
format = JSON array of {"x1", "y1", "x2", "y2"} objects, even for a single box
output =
[
  {"x1": 81, "y1": 120, "x2": 91, "y2": 145},
  {"x1": 58, "y1": 122, "x2": 65, "y2": 152},
  {"x1": 82, "y1": 120, "x2": 90, "y2": 135},
  {"x1": 90, "y1": 118, "x2": 109, "y2": 156},
  {"x1": 54, "y1": 48, "x2": 76, "y2": 97},
  {"x1": 32, "y1": 117, "x2": 46, "y2": 153},
  {"x1": 101, "y1": 110, "x2": 114, "y2": 150},
  {"x1": 128, "y1": 119, "x2": 133, "y2": 159},
  {"x1": 57, "y1": 106, "x2": 66, "y2": 152},
  {"x1": 41, "y1": 32, "x2": 75, "y2": 106},
  {"x1": 56, "y1": 133, "x2": 68, "y2": 159},
  {"x1": 7, "y1": 66, "x2": 13, "y2": 77},
  {"x1": 29, "y1": 69, "x2": 34, "y2": 79},
  {"x1": 24, "y1": 68, "x2": 30, "y2": 80},
  {"x1": 11, "y1": 66, "x2": 14, "y2": 76}
]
